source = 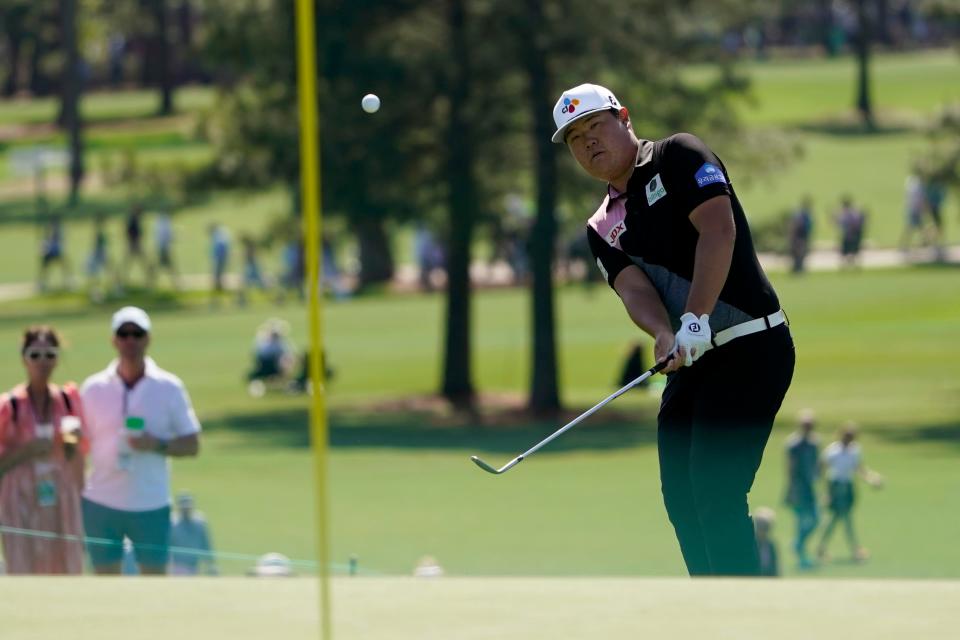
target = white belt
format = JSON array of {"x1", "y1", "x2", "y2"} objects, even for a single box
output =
[{"x1": 711, "y1": 309, "x2": 787, "y2": 348}]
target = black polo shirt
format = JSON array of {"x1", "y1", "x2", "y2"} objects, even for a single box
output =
[{"x1": 586, "y1": 132, "x2": 781, "y2": 333}]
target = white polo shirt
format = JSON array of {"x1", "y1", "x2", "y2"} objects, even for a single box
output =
[
  {"x1": 822, "y1": 441, "x2": 861, "y2": 483},
  {"x1": 81, "y1": 357, "x2": 201, "y2": 511}
]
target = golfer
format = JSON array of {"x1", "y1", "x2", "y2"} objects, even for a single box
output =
[{"x1": 553, "y1": 84, "x2": 794, "y2": 576}]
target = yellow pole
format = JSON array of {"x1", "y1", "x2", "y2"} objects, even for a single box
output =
[{"x1": 294, "y1": 1, "x2": 332, "y2": 638}]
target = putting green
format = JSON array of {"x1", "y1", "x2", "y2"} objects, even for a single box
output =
[{"x1": 1, "y1": 577, "x2": 956, "y2": 639}]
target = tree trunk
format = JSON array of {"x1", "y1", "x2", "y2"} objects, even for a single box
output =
[
  {"x1": 854, "y1": 0, "x2": 874, "y2": 130},
  {"x1": 3, "y1": 15, "x2": 26, "y2": 97},
  {"x1": 60, "y1": 0, "x2": 84, "y2": 206},
  {"x1": 154, "y1": 0, "x2": 175, "y2": 115},
  {"x1": 523, "y1": 0, "x2": 560, "y2": 414},
  {"x1": 441, "y1": 0, "x2": 476, "y2": 408},
  {"x1": 351, "y1": 216, "x2": 395, "y2": 288}
]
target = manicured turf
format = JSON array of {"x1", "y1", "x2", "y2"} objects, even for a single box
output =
[
  {"x1": 0, "y1": 267, "x2": 957, "y2": 578},
  {"x1": 1, "y1": 577, "x2": 957, "y2": 639}
]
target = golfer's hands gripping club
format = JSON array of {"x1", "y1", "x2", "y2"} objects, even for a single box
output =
[{"x1": 656, "y1": 312, "x2": 712, "y2": 373}]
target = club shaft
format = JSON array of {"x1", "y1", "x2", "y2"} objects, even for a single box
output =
[{"x1": 518, "y1": 363, "x2": 663, "y2": 460}]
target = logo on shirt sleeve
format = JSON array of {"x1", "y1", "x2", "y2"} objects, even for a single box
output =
[
  {"x1": 646, "y1": 173, "x2": 667, "y2": 206},
  {"x1": 695, "y1": 162, "x2": 726, "y2": 188}
]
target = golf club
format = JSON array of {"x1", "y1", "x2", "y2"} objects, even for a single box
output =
[{"x1": 470, "y1": 357, "x2": 671, "y2": 475}]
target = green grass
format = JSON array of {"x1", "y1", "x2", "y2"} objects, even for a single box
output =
[
  {"x1": 0, "y1": 268, "x2": 958, "y2": 578},
  {"x1": 0, "y1": 86, "x2": 215, "y2": 127},
  {"x1": 1, "y1": 577, "x2": 957, "y2": 639},
  {"x1": 686, "y1": 49, "x2": 960, "y2": 126}
]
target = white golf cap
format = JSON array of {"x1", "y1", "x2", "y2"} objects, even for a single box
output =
[
  {"x1": 111, "y1": 306, "x2": 152, "y2": 333},
  {"x1": 551, "y1": 83, "x2": 622, "y2": 143}
]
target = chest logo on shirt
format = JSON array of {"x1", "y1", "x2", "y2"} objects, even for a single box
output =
[
  {"x1": 605, "y1": 221, "x2": 626, "y2": 246},
  {"x1": 646, "y1": 173, "x2": 667, "y2": 206},
  {"x1": 695, "y1": 162, "x2": 727, "y2": 188}
]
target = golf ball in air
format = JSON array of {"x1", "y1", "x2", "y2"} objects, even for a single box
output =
[{"x1": 362, "y1": 94, "x2": 380, "y2": 113}]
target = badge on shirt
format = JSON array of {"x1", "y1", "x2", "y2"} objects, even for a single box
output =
[
  {"x1": 695, "y1": 162, "x2": 726, "y2": 187},
  {"x1": 605, "y1": 221, "x2": 626, "y2": 246},
  {"x1": 646, "y1": 173, "x2": 667, "y2": 206}
]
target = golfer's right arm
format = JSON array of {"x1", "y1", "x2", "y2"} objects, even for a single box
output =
[{"x1": 613, "y1": 266, "x2": 678, "y2": 372}]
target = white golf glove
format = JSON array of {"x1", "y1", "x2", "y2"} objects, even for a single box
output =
[{"x1": 673, "y1": 312, "x2": 713, "y2": 367}]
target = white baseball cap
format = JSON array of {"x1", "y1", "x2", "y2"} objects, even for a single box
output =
[
  {"x1": 111, "y1": 306, "x2": 152, "y2": 333},
  {"x1": 551, "y1": 83, "x2": 623, "y2": 143}
]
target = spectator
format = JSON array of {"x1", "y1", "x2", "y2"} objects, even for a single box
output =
[
  {"x1": 900, "y1": 171, "x2": 927, "y2": 253},
  {"x1": 278, "y1": 233, "x2": 305, "y2": 303},
  {"x1": 38, "y1": 216, "x2": 72, "y2": 292},
  {"x1": 0, "y1": 326, "x2": 86, "y2": 574},
  {"x1": 925, "y1": 178, "x2": 947, "y2": 261},
  {"x1": 835, "y1": 197, "x2": 866, "y2": 268},
  {"x1": 788, "y1": 197, "x2": 814, "y2": 274},
  {"x1": 617, "y1": 342, "x2": 650, "y2": 390},
  {"x1": 784, "y1": 408, "x2": 820, "y2": 569},
  {"x1": 816, "y1": 422, "x2": 883, "y2": 564},
  {"x1": 413, "y1": 224, "x2": 444, "y2": 292},
  {"x1": 153, "y1": 209, "x2": 179, "y2": 289},
  {"x1": 208, "y1": 223, "x2": 231, "y2": 304},
  {"x1": 122, "y1": 204, "x2": 150, "y2": 286},
  {"x1": 85, "y1": 215, "x2": 113, "y2": 302},
  {"x1": 80, "y1": 306, "x2": 202, "y2": 575},
  {"x1": 247, "y1": 318, "x2": 296, "y2": 395},
  {"x1": 237, "y1": 235, "x2": 267, "y2": 307},
  {"x1": 169, "y1": 491, "x2": 216, "y2": 576},
  {"x1": 752, "y1": 507, "x2": 779, "y2": 577}
]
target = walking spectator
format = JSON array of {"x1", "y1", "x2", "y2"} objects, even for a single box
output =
[
  {"x1": 835, "y1": 197, "x2": 866, "y2": 268},
  {"x1": 925, "y1": 178, "x2": 947, "y2": 261},
  {"x1": 122, "y1": 204, "x2": 151, "y2": 285},
  {"x1": 816, "y1": 422, "x2": 883, "y2": 564},
  {"x1": 788, "y1": 197, "x2": 814, "y2": 274},
  {"x1": 322, "y1": 233, "x2": 349, "y2": 299},
  {"x1": 0, "y1": 326, "x2": 86, "y2": 574},
  {"x1": 413, "y1": 224, "x2": 444, "y2": 292},
  {"x1": 784, "y1": 408, "x2": 820, "y2": 569},
  {"x1": 153, "y1": 209, "x2": 180, "y2": 289},
  {"x1": 752, "y1": 507, "x2": 779, "y2": 577},
  {"x1": 80, "y1": 307, "x2": 202, "y2": 575},
  {"x1": 237, "y1": 235, "x2": 267, "y2": 307},
  {"x1": 169, "y1": 491, "x2": 216, "y2": 576},
  {"x1": 208, "y1": 223, "x2": 231, "y2": 304},
  {"x1": 85, "y1": 215, "x2": 113, "y2": 302},
  {"x1": 38, "y1": 216, "x2": 71, "y2": 292},
  {"x1": 278, "y1": 233, "x2": 305, "y2": 303},
  {"x1": 900, "y1": 171, "x2": 927, "y2": 253}
]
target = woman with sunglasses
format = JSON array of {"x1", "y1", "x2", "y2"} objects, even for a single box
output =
[{"x1": 0, "y1": 326, "x2": 86, "y2": 574}]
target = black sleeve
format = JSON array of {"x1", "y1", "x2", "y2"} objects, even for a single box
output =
[
  {"x1": 660, "y1": 133, "x2": 732, "y2": 216},
  {"x1": 586, "y1": 224, "x2": 634, "y2": 289}
]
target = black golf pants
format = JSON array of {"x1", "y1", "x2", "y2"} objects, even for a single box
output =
[{"x1": 658, "y1": 324, "x2": 795, "y2": 576}]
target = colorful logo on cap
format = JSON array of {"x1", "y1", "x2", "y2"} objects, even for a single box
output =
[{"x1": 561, "y1": 97, "x2": 581, "y2": 115}]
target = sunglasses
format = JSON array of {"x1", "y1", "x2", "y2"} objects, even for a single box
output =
[
  {"x1": 25, "y1": 348, "x2": 58, "y2": 361},
  {"x1": 116, "y1": 329, "x2": 147, "y2": 339}
]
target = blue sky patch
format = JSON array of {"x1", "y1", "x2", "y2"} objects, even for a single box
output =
[{"x1": 695, "y1": 162, "x2": 726, "y2": 188}]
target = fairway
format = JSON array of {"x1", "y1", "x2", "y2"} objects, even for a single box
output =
[{"x1": 0, "y1": 577, "x2": 956, "y2": 639}]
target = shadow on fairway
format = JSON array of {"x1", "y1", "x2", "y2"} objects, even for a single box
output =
[
  {"x1": 206, "y1": 405, "x2": 660, "y2": 454},
  {"x1": 873, "y1": 420, "x2": 960, "y2": 449}
]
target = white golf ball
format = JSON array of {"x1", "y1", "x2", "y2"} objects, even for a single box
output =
[{"x1": 361, "y1": 94, "x2": 380, "y2": 113}]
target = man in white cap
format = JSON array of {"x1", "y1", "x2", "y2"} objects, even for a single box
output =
[
  {"x1": 553, "y1": 84, "x2": 794, "y2": 576},
  {"x1": 80, "y1": 306, "x2": 201, "y2": 575}
]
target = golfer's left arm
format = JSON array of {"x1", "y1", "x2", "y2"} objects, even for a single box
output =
[{"x1": 686, "y1": 195, "x2": 736, "y2": 316}]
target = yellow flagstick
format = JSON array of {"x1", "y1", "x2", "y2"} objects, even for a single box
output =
[{"x1": 294, "y1": 1, "x2": 332, "y2": 638}]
